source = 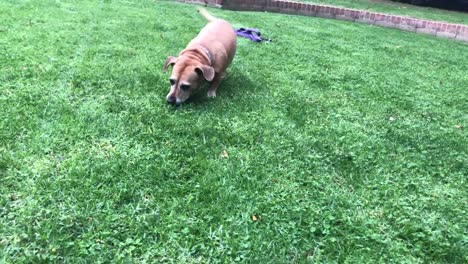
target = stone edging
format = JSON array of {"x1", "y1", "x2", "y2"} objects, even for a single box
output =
[{"x1": 173, "y1": 0, "x2": 468, "y2": 43}]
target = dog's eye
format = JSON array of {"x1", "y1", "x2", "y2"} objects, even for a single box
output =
[
  {"x1": 180, "y1": 84, "x2": 190, "y2": 91},
  {"x1": 170, "y1": 79, "x2": 176, "y2": 86}
]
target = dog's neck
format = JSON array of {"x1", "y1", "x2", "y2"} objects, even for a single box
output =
[
  {"x1": 197, "y1": 45, "x2": 213, "y2": 64},
  {"x1": 180, "y1": 45, "x2": 213, "y2": 65}
]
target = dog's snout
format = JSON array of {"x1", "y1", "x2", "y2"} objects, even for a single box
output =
[{"x1": 167, "y1": 95, "x2": 176, "y2": 105}]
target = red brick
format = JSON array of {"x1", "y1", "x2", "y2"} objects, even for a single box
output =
[
  {"x1": 299, "y1": 2, "x2": 304, "y2": 10},
  {"x1": 436, "y1": 31, "x2": 457, "y2": 39},
  {"x1": 337, "y1": 8, "x2": 344, "y2": 15},
  {"x1": 425, "y1": 21, "x2": 432, "y2": 29},
  {"x1": 355, "y1": 17, "x2": 374, "y2": 25},
  {"x1": 414, "y1": 19, "x2": 424, "y2": 28},
  {"x1": 335, "y1": 14, "x2": 354, "y2": 22},
  {"x1": 291, "y1": 1, "x2": 297, "y2": 10},
  {"x1": 338, "y1": 16, "x2": 355, "y2": 23},
  {"x1": 452, "y1": 25, "x2": 461, "y2": 34},
  {"x1": 321, "y1": 5, "x2": 328, "y2": 12},
  {"x1": 297, "y1": 2, "x2": 303, "y2": 10},
  {"x1": 304, "y1": 6, "x2": 315, "y2": 16},
  {"x1": 407, "y1": 18, "x2": 416, "y2": 26},
  {"x1": 396, "y1": 16, "x2": 403, "y2": 24},
  {"x1": 402, "y1": 18, "x2": 411, "y2": 25},
  {"x1": 282, "y1": 1, "x2": 288, "y2": 8},
  {"x1": 362, "y1": 11, "x2": 370, "y2": 20},
  {"x1": 276, "y1": 0, "x2": 282, "y2": 8},
  {"x1": 455, "y1": 34, "x2": 468, "y2": 42},
  {"x1": 433, "y1": 22, "x2": 441, "y2": 30},
  {"x1": 317, "y1": 12, "x2": 335, "y2": 19},
  {"x1": 268, "y1": 0, "x2": 274, "y2": 8},
  {"x1": 397, "y1": 24, "x2": 416, "y2": 32},
  {"x1": 460, "y1": 26, "x2": 468, "y2": 35},
  {"x1": 416, "y1": 27, "x2": 437, "y2": 36},
  {"x1": 460, "y1": 25, "x2": 467, "y2": 35},
  {"x1": 375, "y1": 20, "x2": 398, "y2": 29},
  {"x1": 353, "y1": 10, "x2": 360, "y2": 19},
  {"x1": 360, "y1": 11, "x2": 367, "y2": 19}
]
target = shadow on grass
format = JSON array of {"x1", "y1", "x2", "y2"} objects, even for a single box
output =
[{"x1": 177, "y1": 69, "x2": 257, "y2": 108}]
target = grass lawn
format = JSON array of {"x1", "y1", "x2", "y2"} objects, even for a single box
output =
[
  {"x1": 298, "y1": 0, "x2": 468, "y2": 25},
  {"x1": 1, "y1": 0, "x2": 467, "y2": 262}
]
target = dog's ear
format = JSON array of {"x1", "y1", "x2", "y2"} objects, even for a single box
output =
[
  {"x1": 163, "y1": 56, "x2": 177, "y2": 72},
  {"x1": 195, "y1": 65, "x2": 215, "y2": 82}
]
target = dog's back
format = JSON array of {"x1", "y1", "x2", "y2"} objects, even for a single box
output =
[{"x1": 188, "y1": 8, "x2": 237, "y2": 68}]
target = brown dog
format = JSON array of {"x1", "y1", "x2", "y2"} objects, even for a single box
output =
[{"x1": 163, "y1": 8, "x2": 237, "y2": 105}]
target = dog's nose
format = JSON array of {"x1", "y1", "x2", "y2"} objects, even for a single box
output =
[{"x1": 167, "y1": 95, "x2": 176, "y2": 105}]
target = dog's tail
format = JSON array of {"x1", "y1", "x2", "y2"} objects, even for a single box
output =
[{"x1": 198, "y1": 7, "x2": 217, "y2": 22}]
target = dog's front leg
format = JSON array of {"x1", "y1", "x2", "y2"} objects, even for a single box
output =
[{"x1": 207, "y1": 72, "x2": 223, "y2": 98}]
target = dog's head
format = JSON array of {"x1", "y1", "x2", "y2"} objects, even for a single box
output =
[{"x1": 163, "y1": 56, "x2": 214, "y2": 106}]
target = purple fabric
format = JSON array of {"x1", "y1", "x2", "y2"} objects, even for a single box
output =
[{"x1": 235, "y1": 28, "x2": 271, "y2": 43}]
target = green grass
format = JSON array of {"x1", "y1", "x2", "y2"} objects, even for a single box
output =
[
  {"x1": 1, "y1": 0, "x2": 467, "y2": 262},
  {"x1": 299, "y1": 0, "x2": 468, "y2": 25}
]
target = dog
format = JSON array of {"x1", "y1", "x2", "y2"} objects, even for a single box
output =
[{"x1": 163, "y1": 8, "x2": 237, "y2": 106}]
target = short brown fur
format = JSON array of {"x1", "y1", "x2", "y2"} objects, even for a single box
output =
[{"x1": 163, "y1": 8, "x2": 237, "y2": 105}]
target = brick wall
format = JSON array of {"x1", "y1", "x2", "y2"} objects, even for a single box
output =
[
  {"x1": 172, "y1": 0, "x2": 468, "y2": 42},
  {"x1": 174, "y1": 0, "x2": 224, "y2": 8}
]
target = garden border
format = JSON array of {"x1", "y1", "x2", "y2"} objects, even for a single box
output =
[{"x1": 173, "y1": 0, "x2": 468, "y2": 43}]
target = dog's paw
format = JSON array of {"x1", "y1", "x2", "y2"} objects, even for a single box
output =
[{"x1": 207, "y1": 90, "x2": 217, "y2": 98}]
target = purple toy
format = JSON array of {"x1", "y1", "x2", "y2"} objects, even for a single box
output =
[{"x1": 235, "y1": 28, "x2": 271, "y2": 42}]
